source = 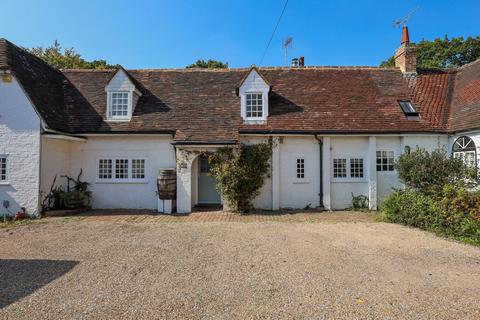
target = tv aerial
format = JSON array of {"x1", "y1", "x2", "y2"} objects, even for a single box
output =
[
  {"x1": 282, "y1": 37, "x2": 293, "y2": 66},
  {"x1": 393, "y1": 6, "x2": 419, "y2": 28}
]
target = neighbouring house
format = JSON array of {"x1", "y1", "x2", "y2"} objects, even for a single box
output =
[{"x1": 0, "y1": 27, "x2": 479, "y2": 216}]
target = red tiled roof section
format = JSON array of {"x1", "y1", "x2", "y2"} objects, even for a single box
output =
[
  {"x1": 241, "y1": 68, "x2": 445, "y2": 133},
  {"x1": 449, "y1": 59, "x2": 480, "y2": 132},
  {"x1": 406, "y1": 69, "x2": 455, "y2": 130}
]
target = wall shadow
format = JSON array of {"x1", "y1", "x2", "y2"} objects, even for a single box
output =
[{"x1": 0, "y1": 259, "x2": 78, "y2": 308}]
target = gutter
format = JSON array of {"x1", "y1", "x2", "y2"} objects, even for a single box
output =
[
  {"x1": 314, "y1": 134, "x2": 324, "y2": 209},
  {"x1": 239, "y1": 129, "x2": 448, "y2": 136},
  {"x1": 171, "y1": 140, "x2": 238, "y2": 146}
]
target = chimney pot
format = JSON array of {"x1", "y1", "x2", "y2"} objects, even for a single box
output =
[
  {"x1": 394, "y1": 26, "x2": 417, "y2": 73},
  {"x1": 291, "y1": 58, "x2": 299, "y2": 67},
  {"x1": 401, "y1": 26, "x2": 410, "y2": 45},
  {"x1": 299, "y1": 56, "x2": 305, "y2": 67}
]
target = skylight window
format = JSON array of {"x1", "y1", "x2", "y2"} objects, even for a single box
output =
[{"x1": 398, "y1": 100, "x2": 418, "y2": 116}]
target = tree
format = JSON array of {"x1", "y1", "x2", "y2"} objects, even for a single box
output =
[
  {"x1": 27, "y1": 40, "x2": 118, "y2": 70},
  {"x1": 186, "y1": 59, "x2": 228, "y2": 69},
  {"x1": 380, "y1": 35, "x2": 480, "y2": 69}
]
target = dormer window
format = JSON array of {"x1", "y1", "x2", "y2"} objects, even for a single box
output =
[
  {"x1": 105, "y1": 68, "x2": 141, "y2": 121},
  {"x1": 238, "y1": 67, "x2": 270, "y2": 124},
  {"x1": 398, "y1": 100, "x2": 418, "y2": 116},
  {"x1": 109, "y1": 92, "x2": 130, "y2": 119},
  {"x1": 246, "y1": 93, "x2": 264, "y2": 118}
]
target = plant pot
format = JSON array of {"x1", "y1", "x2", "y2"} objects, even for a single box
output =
[{"x1": 15, "y1": 212, "x2": 26, "y2": 220}]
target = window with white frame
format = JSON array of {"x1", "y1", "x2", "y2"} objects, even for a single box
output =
[
  {"x1": 333, "y1": 158, "x2": 347, "y2": 178},
  {"x1": 98, "y1": 158, "x2": 146, "y2": 182},
  {"x1": 115, "y1": 159, "x2": 129, "y2": 179},
  {"x1": 132, "y1": 159, "x2": 145, "y2": 179},
  {"x1": 452, "y1": 136, "x2": 477, "y2": 168},
  {"x1": 98, "y1": 159, "x2": 112, "y2": 179},
  {"x1": 350, "y1": 158, "x2": 364, "y2": 178},
  {"x1": 333, "y1": 157, "x2": 365, "y2": 179},
  {"x1": 245, "y1": 93, "x2": 263, "y2": 118},
  {"x1": 0, "y1": 156, "x2": 7, "y2": 182},
  {"x1": 108, "y1": 92, "x2": 130, "y2": 119},
  {"x1": 296, "y1": 158, "x2": 305, "y2": 179},
  {"x1": 376, "y1": 151, "x2": 395, "y2": 171}
]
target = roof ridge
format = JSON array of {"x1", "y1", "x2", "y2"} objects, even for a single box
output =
[{"x1": 60, "y1": 66, "x2": 401, "y2": 73}]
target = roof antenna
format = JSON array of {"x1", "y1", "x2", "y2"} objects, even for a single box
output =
[
  {"x1": 393, "y1": 6, "x2": 420, "y2": 28},
  {"x1": 282, "y1": 37, "x2": 293, "y2": 67}
]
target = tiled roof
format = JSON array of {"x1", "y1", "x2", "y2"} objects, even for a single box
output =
[
  {"x1": 448, "y1": 59, "x2": 480, "y2": 132},
  {"x1": 3, "y1": 38, "x2": 478, "y2": 140},
  {"x1": 0, "y1": 38, "x2": 71, "y2": 132}
]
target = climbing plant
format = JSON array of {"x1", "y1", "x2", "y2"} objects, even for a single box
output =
[{"x1": 208, "y1": 142, "x2": 272, "y2": 213}]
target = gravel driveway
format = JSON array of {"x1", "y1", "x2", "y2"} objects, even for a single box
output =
[{"x1": 1, "y1": 213, "x2": 480, "y2": 319}]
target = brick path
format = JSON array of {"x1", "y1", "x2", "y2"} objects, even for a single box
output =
[{"x1": 49, "y1": 209, "x2": 377, "y2": 223}]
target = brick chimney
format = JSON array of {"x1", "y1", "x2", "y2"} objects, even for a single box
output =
[{"x1": 394, "y1": 26, "x2": 417, "y2": 73}]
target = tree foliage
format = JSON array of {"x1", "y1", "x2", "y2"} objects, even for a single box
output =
[
  {"x1": 395, "y1": 148, "x2": 478, "y2": 196},
  {"x1": 208, "y1": 142, "x2": 271, "y2": 213},
  {"x1": 186, "y1": 59, "x2": 228, "y2": 69},
  {"x1": 27, "y1": 40, "x2": 118, "y2": 70},
  {"x1": 380, "y1": 35, "x2": 480, "y2": 69}
]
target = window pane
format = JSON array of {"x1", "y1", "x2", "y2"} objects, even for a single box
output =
[
  {"x1": 132, "y1": 159, "x2": 145, "y2": 179},
  {"x1": 333, "y1": 158, "x2": 347, "y2": 178},
  {"x1": 111, "y1": 92, "x2": 129, "y2": 117},
  {"x1": 98, "y1": 159, "x2": 112, "y2": 179},
  {"x1": 115, "y1": 159, "x2": 129, "y2": 179},
  {"x1": 296, "y1": 158, "x2": 305, "y2": 179},
  {"x1": 245, "y1": 93, "x2": 263, "y2": 118},
  {"x1": 350, "y1": 158, "x2": 364, "y2": 178},
  {"x1": 377, "y1": 151, "x2": 394, "y2": 171},
  {"x1": 0, "y1": 157, "x2": 7, "y2": 181}
]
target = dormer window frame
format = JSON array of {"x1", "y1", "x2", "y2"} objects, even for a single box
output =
[
  {"x1": 245, "y1": 92, "x2": 265, "y2": 120},
  {"x1": 107, "y1": 90, "x2": 133, "y2": 121}
]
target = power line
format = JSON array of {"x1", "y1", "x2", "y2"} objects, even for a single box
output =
[{"x1": 258, "y1": 0, "x2": 289, "y2": 66}]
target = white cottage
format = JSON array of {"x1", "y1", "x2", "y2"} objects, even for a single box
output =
[{"x1": 0, "y1": 27, "x2": 479, "y2": 216}]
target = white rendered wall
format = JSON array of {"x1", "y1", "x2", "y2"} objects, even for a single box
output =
[
  {"x1": 376, "y1": 137, "x2": 402, "y2": 205},
  {"x1": 40, "y1": 138, "x2": 74, "y2": 193},
  {"x1": 278, "y1": 136, "x2": 320, "y2": 209},
  {"x1": 0, "y1": 77, "x2": 41, "y2": 216},
  {"x1": 330, "y1": 137, "x2": 369, "y2": 209},
  {"x1": 69, "y1": 136, "x2": 175, "y2": 209},
  {"x1": 241, "y1": 137, "x2": 273, "y2": 209}
]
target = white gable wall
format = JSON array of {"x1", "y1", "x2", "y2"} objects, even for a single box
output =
[
  {"x1": 105, "y1": 69, "x2": 136, "y2": 91},
  {"x1": 0, "y1": 76, "x2": 41, "y2": 216}
]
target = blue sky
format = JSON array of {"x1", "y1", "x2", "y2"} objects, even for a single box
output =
[{"x1": 1, "y1": 0, "x2": 479, "y2": 68}]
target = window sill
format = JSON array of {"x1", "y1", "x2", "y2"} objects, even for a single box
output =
[
  {"x1": 293, "y1": 180, "x2": 310, "y2": 184},
  {"x1": 332, "y1": 179, "x2": 367, "y2": 183},
  {"x1": 95, "y1": 179, "x2": 149, "y2": 184},
  {"x1": 243, "y1": 119, "x2": 267, "y2": 125},
  {"x1": 0, "y1": 181, "x2": 10, "y2": 186},
  {"x1": 105, "y1": 119, "x2": 131, "y2": 122}
]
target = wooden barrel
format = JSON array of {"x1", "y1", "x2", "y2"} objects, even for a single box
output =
[{"x1": 157, "y1": 169, "x2": 176, "y2": 200}]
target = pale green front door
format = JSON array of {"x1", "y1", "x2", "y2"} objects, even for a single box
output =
[{"x1": 198, "y1": 156, "x2": 221, "y2": 204}]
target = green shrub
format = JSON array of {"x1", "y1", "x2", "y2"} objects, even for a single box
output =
[
  {"x1": 351, "y1": 193, "x2": 369, "y2": 210},
  {"x1": 381, "y1": 189, "x2": 442, "y2": 229},
  {"x1": 381, "y1": 187, "x2": 480, "y2": 245},
  {"x1": 208, "y1": 142, "x2": 272, "y2": 213},
  {"x1": 395, "y1": 148, "x2": 478, "y2": 196}
]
